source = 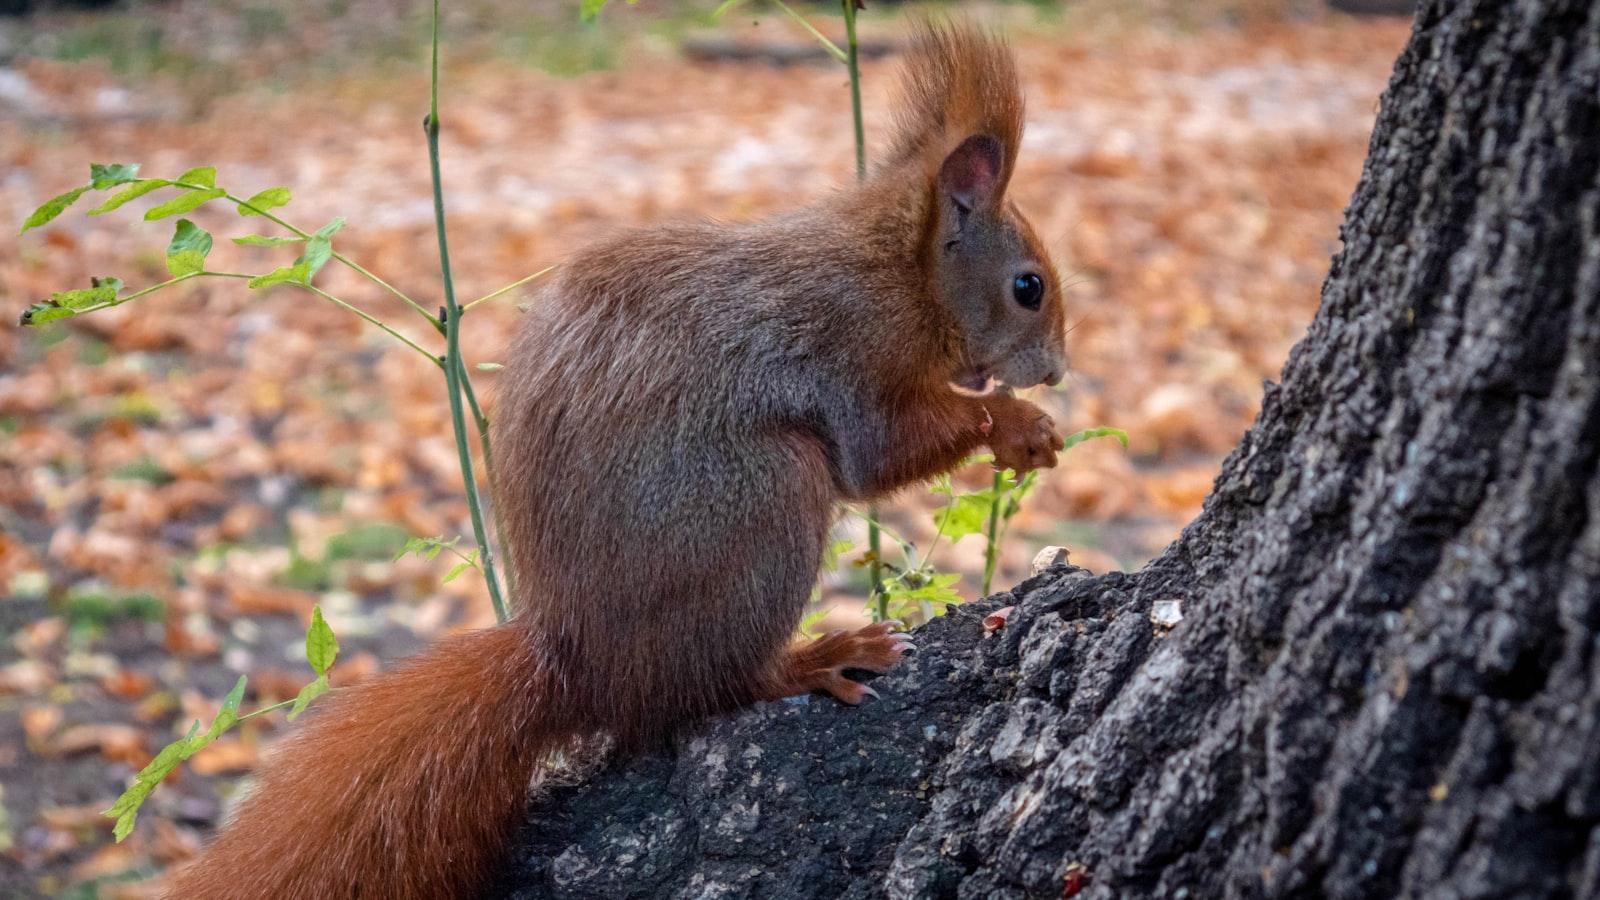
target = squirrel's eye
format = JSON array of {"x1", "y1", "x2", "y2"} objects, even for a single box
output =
[{"x1": 1012, "y1": 273, "x2": 1044, "y2": 311}]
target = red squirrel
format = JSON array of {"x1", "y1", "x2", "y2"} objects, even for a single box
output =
[{"x1": 168, "y1": 23, "x2": 1067, "y2": 898}]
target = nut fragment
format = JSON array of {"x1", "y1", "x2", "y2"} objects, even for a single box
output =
[
  {"x1": 983, "y1": 606, "x2": 1015, "y2": 635},
  {"x1": 1030, "y1": 545, "x2": 1071, "y2": 576},
  {"x1": 1151, "y1": 599, "x2": 1184, "y2": 628}
]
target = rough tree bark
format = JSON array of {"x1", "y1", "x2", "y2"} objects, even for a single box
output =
[{"x1": 493, "y1": 1, "x2": 1600, "y2": 896}]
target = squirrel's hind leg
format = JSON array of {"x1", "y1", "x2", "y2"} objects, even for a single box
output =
[{"x1": 758, "y1": 622, "x2": 914, "y2": 705}]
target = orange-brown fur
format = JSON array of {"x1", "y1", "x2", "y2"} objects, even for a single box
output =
[{"x1": 168, "y1": 23, "x2": 1067, "y2": 899}]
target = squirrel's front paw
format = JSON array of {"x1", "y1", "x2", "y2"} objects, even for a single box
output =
[{"x1": 989, "y1": 402, "x2": 1064, "y2": 473}]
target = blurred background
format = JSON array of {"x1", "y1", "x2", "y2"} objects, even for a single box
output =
[{"x1": 0, "y1": 0, "x2": 1410, "y2": 895}]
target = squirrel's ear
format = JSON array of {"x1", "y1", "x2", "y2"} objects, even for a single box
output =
[{"x1": 937, "y1": 134, "x2": 1005, "y2": 216}]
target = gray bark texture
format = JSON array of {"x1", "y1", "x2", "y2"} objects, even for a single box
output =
[{"x1": 494, "y1": 0, "x2": 1600, "y2": 896}]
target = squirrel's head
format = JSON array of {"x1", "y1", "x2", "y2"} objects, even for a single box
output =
[{"x1": 929, "y1": 133, "x2": 1067, "y2": 392}]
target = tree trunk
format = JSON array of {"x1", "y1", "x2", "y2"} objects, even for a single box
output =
[{"x1": 494, "y1": 1, "x2": 1600, "y2": 896}]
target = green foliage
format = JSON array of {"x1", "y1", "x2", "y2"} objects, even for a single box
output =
[
  {"x1": 325, "y1": 522, "x2": 411, "y2": 562},
  {"x1": 798, "y1": 604, "x2": 835, "y2": 639},
  {"x1": 89, "y1": 163, "x2": 141, "y2": 190},
  {"x1": 832, "y1": 423, "x2": 1128, "y2": 628},
  {"x1": 176, "y1": 166, "x2": 218, "y2": 189},
  {"x1": 443, "y1": 549, "x2": 480, "y2": 583},
  {"x1": 233, "y1": 234, "x2": 304, "y2": 247},
  {"x1": 248, "y1": 262, "x2": 312, "y2": 289},
  {"x1": 240, "y1": 187, "x2": 292, "y2": 215},
  {"x1": 164, "y1": 219, "x2": 213, "y2": 276},
  {"x1": 20, "y1": 187, "x2": 89, "y2": 234},
  {"x1": 62, "y1": 589, "x2": 166, "y2": 629},
  {"x1": 1063, "y1": 426, "x2": 1129, "y2": 451},
  {"x1": 290, "y1": 606, "x2": 339, "y2": 721},
  {"x1": 398, "y1": 534, "x2": 461, "y2": 562},
  {"x1": 20, "y1": 276, "x2": 124, "y2": 326},
  {"x1": 109, "y1": 456, "x2": 175, "y2": 484},
  {"x1": 278, "y1": 549, "x2": 334, "y2": 592},
  {"x1": 103, "y1": 607, "x2": 340, "y2": 840},
  {"x1": 579, "y1": 0, "x2": 639, "y2": 22},
  {"x1": 103, "y1": 675, "x2": 245, "y2": 840},
  {"x1": 89, "y1": 180, "x2": 170, "y2": 216},
  {"x1": 399, "y1": 534, "x2": 484, "y2": 584},
  {"x1": 144, "y1": 186, "x2": 227, "y2": 221},
  {"x1": 304, "y1": 606, "x2": 340, "y2": 675}
]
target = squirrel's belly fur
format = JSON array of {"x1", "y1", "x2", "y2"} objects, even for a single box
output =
[{"x1": 167, "y1": 23, "x2": 1070, "y2": 899}]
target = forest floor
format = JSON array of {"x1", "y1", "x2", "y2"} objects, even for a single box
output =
[{"x1": 0, "y1": 2, "x2": 1408, "y2": 895}]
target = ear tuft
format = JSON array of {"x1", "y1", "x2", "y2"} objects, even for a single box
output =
[{"x1": 938, "y1": 134, "x2": 1004, "y2": 213}]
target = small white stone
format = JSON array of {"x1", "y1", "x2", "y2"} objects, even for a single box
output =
[
  {"x1": 1151, "y1": 600, "x2": 1184, "y2": 628},
  {"x1": 1030, "y1": 545, "x2": 1071, "y2": 576}
]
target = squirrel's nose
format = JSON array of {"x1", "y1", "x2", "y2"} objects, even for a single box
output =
[{"x1": 1043, "y1": 368, "x2": 1064, "y2": 386}]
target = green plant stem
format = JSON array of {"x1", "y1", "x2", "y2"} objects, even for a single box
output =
[
  {"x1": 840, "y1": 0, "x2": 880, "y2": 616},
  {"x1": 455, "y1": 354, "x2": 516, "y2": 596},
  {"x1": 63, "y1": 272, "x2": 435, "y2": 367},
  {"x1": 981, "y1": 469, "x2": 1005, "y2": 596},
  {"x1": 461, "y1": 265, "x2": 555, "y2": 313},
  {"x1": 238, "y1": 697, "x2": 296, "y2": 722},
  {"x1": 298, "y1": 282, "x2": 440, "y2": 364},
  {"x1": 841, "y1": 0, "x2": 866, "y2": 181},
  {"x1": 772, "y1": 0, "x2": 847, "y2": 62},
  {"x1": 66, "y1": 270, "x2": 203, "y2": 315},
  {"x1": 428, "y1": 0, "x2": 508, "y2": 623},
  {"x1": 223, "y1": 189, "x2": 441, "y2": 329}
]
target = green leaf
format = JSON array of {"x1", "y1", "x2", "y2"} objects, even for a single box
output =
[
  {"x1": 314, "y1": 217, "x2": 345, "y2": 239},
  {"x1": 798, "y1": 605, "x2": 835, "y2": 638},
  {"x1": 165, "y1": 219, "x2": 213, "y2": 277},
  {"x1": 53, "y1": 277, "x2": 123, "y2": 310},
  {"x1": 21, "y1": 186, "x2": 89, "y2": 233},
  {"x1": 296, "y1": 234, "x2": 334, "y2": 281},
  {"x1": 144, "y1": 187, "x2": 226, "y2": 221},
  {"x1": 711, "y1": 0, "x2": 750, "y2": 18},
  {"x1": 20, "y1": 303, "x2": 74, "y2": 326},
  {"x1": 398, "y1": 535, "x2": 459, "y2": 562},
  {"x1": 1061, "y1": 426, "x2": 1129, "y2": 452},
  {"x1": 286, "y1": 676, "x2": 329, "y2": 722},
  {"x1": 305, "y1": 606, "x2": 339, "y2": 677},
  {"x1": 240, "y1": 186, "x2": 291, "y2": 216},
  {"x1": 104, "y1": 720, "x2": 200, "y2": 841},
  {"x1": 1004, "y1": 471, "x2": 1040, "y2": 521},
  {"x1": 102, "y1": 672, "x2": 245, "y2": 842},
  {"x1": 89, "y1": 163, "x2": 140, "y2": 189},
  {"x1": 233, "y1": 234, "x2": 305, "y2": 247},
  {"x1": 50, "y1": 286, "x2": 116, "y2": 310},
  {"x1": 196, "y1": 675, "x2": 247, "y2": 745},
  {"x1": 20, "y1": 277, "x2": 122, "y2": 326},
  {"x1": 176, "y1": 166, "x2": 217, "y2": 188},
  {"x1": 884, "y1": 573, "x2": 963, "y2": 608},
  {"x1": 88, "y1": 179, "x2": 171, "y2": 216},
  {"x1": 443, "y1": 549, "x2": 479, "y2": 584},
  {"x1": 934, "y1": 493, "x2": 995, "y2": 543},
  {"x1": 822, "y1": 539, "x2": 854, "y2": 570},
  {"x1": 248, "y1": 262, "x2": 311, "y2": 289},
  {"x1": 580, "y1": 0, "x2": 608, "y2": 21}
]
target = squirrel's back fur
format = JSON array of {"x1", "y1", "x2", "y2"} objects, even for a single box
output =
[{"x1": 167, "y1": 22, "x2": 1056, "y2": 899}]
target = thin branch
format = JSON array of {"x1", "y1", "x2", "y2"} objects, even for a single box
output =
[
  {"x1": 772, "y1": 0, "x2": 848, "y2": 63},
  {"x1": 461, "y1": 266, "x2": 555, "y2": 313},
  {"x1": 225, "y1": 191, "x2": 442, "y2": 329},
  {"x1": 428, "y1": 0, "x2": 509, "y2": 623},
  {"x1": 297, "y1": 282, "x2": 441, "y2": 366}
]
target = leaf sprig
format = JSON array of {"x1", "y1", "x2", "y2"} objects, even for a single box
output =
[{"x1": 102, "y1": 607, "x2": 340, "y2": 841}]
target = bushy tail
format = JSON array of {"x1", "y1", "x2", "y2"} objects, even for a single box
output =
[
  {"x1": 884, "y1": 22, "x2": 1024, "y2": 182},
  {"x1": 167, "y1": 623, "x2": 564, "y2": 899}
]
